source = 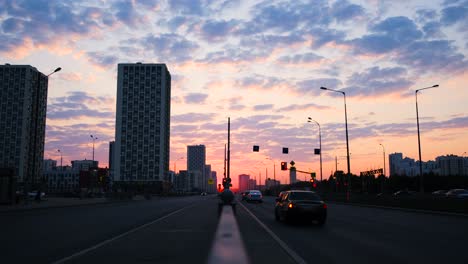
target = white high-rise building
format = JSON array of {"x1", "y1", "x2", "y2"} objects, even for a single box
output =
[
  {"x1": 0, "y1": 65, "x2": 49, "y2": 187},
  {"x1": 114, "y1": 63, "x2": 171, "y2": 184}
]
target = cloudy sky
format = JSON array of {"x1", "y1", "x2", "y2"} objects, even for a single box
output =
[{"x1": 2, "y1": 0, "x2": 467, "y2": 187}]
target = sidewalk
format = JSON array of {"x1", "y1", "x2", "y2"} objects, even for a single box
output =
[{"x1": 0, "y1": 195, "x2": 147, "y2": 212}]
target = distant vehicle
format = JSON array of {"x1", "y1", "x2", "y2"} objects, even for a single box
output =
[
  {"x1": 28, "y1": 191, "x2": 45, "y2": 199},
  {"x1": 431, "y1": 190, "x2": 447, "y2": 196},
  {"x1": 241, "y1": 191, "x2": 249, "y2": 200},
  {"x1": 244, "y1": 190, "x2": 263, "y2": 203},
  {"x1": 393, "y1": 190, "x2": 416, "y2": 196},
  {"x1": 445, "y1": 189, "x2": 468, "y2": 198},
  {"x1": 275, "y1": 190, "x2": 327, "y2": 225}
]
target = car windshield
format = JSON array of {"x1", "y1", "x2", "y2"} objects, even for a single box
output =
[{"x1": 289, "y1": 192, "x2": 321, "y2": 201}]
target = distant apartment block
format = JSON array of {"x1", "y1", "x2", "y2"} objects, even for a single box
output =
[
  {"x1": 175, "y1": 170, "x2": 197, "y2": 192},
  {"x1": 44, "y1": 166, "x2": 79, "y2": 193},
  {"x1": 436, "y1": 155, "x2": 466, "y2": 176},
  {"x1": 389, "y1": 152, "x2": 467, "y2": 176},
  {"x1": 187, "y1": 145, "x2": 206, "y2": 192},
  {"x1": 114, "y1": 63, "x2": 171, "y2": 185},
  {"x1": 209, "y1": 171, "x2": 218, "y2": 193},
  {"x1": 43, "y1": 159, "x2": 106, "y2": 193},
  {"x1": 204, "y1": 164, "x2": 211, "y2": 193},
  {"x1": 43, "y1": 159, "x2": 57, "y2": 171},
  {"x1": 248, "y1": 179, "x2": 256, "y2": 190},
  {"x1": 0, "y1": 65, "x2": 49, "y2": 187},
  {"x1": 238, "y1": 174, "x2": 249, "y2": 192},
  {"x1": 71, "y1": 160, "x2": 98, "y2": 171}
]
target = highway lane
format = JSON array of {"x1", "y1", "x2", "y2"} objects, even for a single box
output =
[
  {"x1": 237, "y1": 195, "x2": 468, "y2": 264},
  {"x1": 1, "y1": 195, "x2": 216, "y2": 263}
]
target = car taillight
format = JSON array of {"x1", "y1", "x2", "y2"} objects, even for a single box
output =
[{"x1": 323, "y1": 204, "x2": 327, "y2": 209}]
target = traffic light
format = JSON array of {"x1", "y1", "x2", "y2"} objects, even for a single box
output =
[
  {"x1": 281, "y1": 162, "x2": 287, "y2": 170},
  {"x1": 310, "y1": 178, "x2": 317, "y2": 188},
  {"x1": 253, "y1": 145, "x2": 259, "y2": 152},
  {"x1": 282, "y1": 147, "x2": 288, "y2": 154}
]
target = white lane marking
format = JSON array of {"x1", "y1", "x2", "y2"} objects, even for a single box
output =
[
  {"x1": 51, "y1": 204, "x2": 195, "y2": 264},
  {"x1": 239, "y1": 202, "x2": 308, "y2": 264}
]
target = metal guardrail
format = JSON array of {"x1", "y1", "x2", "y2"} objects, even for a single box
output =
[{"x1": 208, "y1": 205, "x2": 249, "y2": 264}]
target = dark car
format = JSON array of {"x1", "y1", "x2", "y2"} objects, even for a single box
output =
[
  {"x1": 274, "y1": 190, "x2": 327, "y2": 225},
  {"x1": 431, "y1": 190, "x2": 447, "y2": 196},
  {"x1": 241, "y1": 191, "x2": 249, "y2": 200},
  {"x1": 446, "y1": 189, "x2": 468, "y2": 198},
  {"x1": 393, "y1": 190, "x2": 416, "y2": 196},
  {"x1": 244, "y1": 190, "x2": 263, "y2": 203}
]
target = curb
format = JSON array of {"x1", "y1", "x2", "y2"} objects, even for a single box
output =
[{"x1": 328, "y1": 201, "x2": 468, "y2": 217}]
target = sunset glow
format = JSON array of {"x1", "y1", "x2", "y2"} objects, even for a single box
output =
[{"x1": 1, "y1": 0, "x2": 467, "y2": 188}]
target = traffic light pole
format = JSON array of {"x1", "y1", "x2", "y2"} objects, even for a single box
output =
[{"x1": 227, "y1": 117, "x2": 230, "y2": 186}]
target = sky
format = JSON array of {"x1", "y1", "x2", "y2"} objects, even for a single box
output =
[{"x1": 1, "y1": 0, "x2": 467, "y2": 188}]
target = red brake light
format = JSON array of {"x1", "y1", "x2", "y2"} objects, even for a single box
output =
[{"x1": 323, "y1": 204, "x2": 327, "y2": 209}]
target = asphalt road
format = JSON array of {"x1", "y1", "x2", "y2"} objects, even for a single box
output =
[
  {"x1": 2, "y1": 194, "x2": 467, "y2": 264},
  {"x1": 1, "y1": 196, "x2": 218, "y2": 264},
  {"x1": 237, "y1": 196, "x2": 468, "y2": 264}
]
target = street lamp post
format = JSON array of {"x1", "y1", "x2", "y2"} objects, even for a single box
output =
[
  {"x1": 415, "y1": 84, "x2": 439, "y2": 193},
  {"x1": 320, "y1": 86, "x2": 351, "y2": 198},
  {"x1": 308, "y1": 117, "x2": 322, "y2": 183},
  {"x1": 266, "y1": 157, "x2": 276, "y2": 187},
  {"x1": 379, "y1": 143, "x2": 386, "y2": 193},
  {"x1": 57, "y1": 149, "x2": 63, "y2": 170},
  {"x1": 90, "y1": 135, "x2": 98, "y2": 162},
  {"x1": 31, "y1": 67, "x2": 61, "y2": 201},
  {"x1": 379, "y1": 144, "x2": 386, "y2": 177}
]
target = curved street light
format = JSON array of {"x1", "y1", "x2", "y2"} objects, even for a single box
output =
[
  {"x1": 31, "y1": 67, "x2": 61, "y2": 201},
  {"x1": 320, "y1": 86, "x2": 351, "y2": 199},
  {"x1": 415, "y1": 84, "x2": 439, "y2": 193},
  {"x1": 307, "y1": 117, "x2": 322, "y2": 183},
  {"x1": 379, "y1": 143, "x2": 386, "y2": 177}
]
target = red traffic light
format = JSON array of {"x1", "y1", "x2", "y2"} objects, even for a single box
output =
[{"x1": 281, "y1": 162, "x2": 287, "y2": 170}]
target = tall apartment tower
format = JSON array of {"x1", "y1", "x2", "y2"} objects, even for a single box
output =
[
  {"x1": 0, "y1": 65, "x2": 49, "y2": 188},
  {"x1": 187, "y1": 145, "x2": 206, "y2": 192},
  {"x1": 114, "y1": 63, "x2": 171, "y2": 185},
  {"x1": 238, "y1": 174, "x2": 250, "y2": 192},
  {"x1": 389, "y1": 153, "x2": 403, "y2": 176}
]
